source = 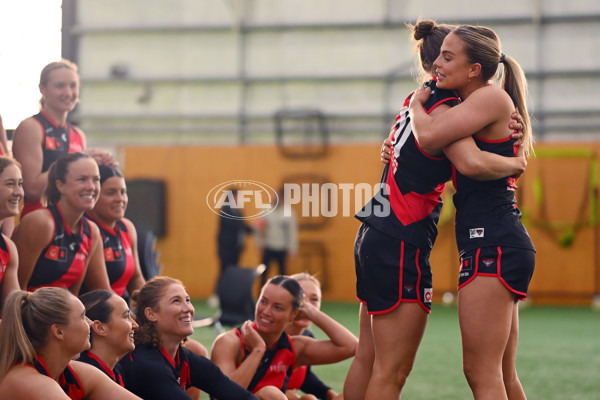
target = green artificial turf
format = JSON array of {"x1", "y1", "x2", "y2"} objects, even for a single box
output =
[{"x1": 191, "y1": 300, "x2": 600, "y2": 399}]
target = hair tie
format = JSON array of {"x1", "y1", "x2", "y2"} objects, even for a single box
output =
[
  {"x1": 22, "y1": 292, "x2": 33, "y2": 307},
  {"x1": 499, "y1": 53, "x2": 506, "y2": 64}
]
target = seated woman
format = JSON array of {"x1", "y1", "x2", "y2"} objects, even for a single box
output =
[
  {"x1": 85, "y1": 164, "x2": 208, "y2": 400},
  {"x1": 83, "y1": 165, "x2": 145, "y2": 299},
  {"x1": 211, "y1": 275, "x2": 357, "y2": 400},
  {"x1": 285, "y1": 273, "x2": 343, "y2": 400},
  {"x1": 79, "y1": 289, "x2": 138, "y2": 386},
  {"x1": 0, "y1": 287, "x2": 141, "y2": 399},
  {"x1": 118, "y1": 276, "x2": 257, "y2": 400},
  {"x1": 13, "y1": 152, "x2": 110, "y2": 294},
  {"x1": 0, "y1": 157, "x2": 24, "y2": 309}
]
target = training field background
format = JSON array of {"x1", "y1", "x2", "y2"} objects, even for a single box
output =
[
  {"x1": 191, "y1": 300, "x2": 600, "y2": 400},
  {"x1": 2, "y1": 1, "x2": 599, "y2": 397}
]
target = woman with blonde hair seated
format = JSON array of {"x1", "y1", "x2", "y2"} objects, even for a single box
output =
[{"x1": 0, "y1": 287, "x2": 140, "y2": 399}]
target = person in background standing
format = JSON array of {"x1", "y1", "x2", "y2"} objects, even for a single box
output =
[
  {"x1": 255, "y1": 188, "x2": 298, "y2": 286},
  {"x1": 212, "y1": 188, "x2": 253, "y2": 305}
]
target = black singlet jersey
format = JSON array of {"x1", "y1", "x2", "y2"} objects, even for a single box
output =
[
  {"x1": 33, "y1": 111, "x2": 84, "y2": 172},
  {"x1": 85, "y1": 214, "x2": 134, "y2": 296},
  {"x1": 27, "y1": 204, "x2": 93, "y2": 291},
  {"x1": 78, "y1": 350, "x2": 124, "y2": 387},
  {"x1": 0, "y1": 234, "x2": 10, "y2": 286},
  {"x1": 235, "y1": 323, "x2": 296, "y2": 393},
  {"x1": 453, "y1": 135, "x2": 535, "y2": 255},
  {"x1": 27, "y1": 355, "x2": 85, "y2": 400},
  {"x1": 119, "y1": 343, "x2": 256, "y2": 400},
  {"x1": 357, "y1": 80, "x2": 460, "y2": 251}
]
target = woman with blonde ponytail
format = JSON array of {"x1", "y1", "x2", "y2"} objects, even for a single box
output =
[
  {"x1": 0, "y1": 287, "x2": 140, "y2": 399},
  {"x1": 347, "y1": 19, "x2": 527, "y2": 400},
  {"x1": 409, "y1": 25, "x2": 535, "y2": 400}
]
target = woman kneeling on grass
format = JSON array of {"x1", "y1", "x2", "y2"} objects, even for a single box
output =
[{"x1": 0, "y1": 287, "x2": 140, "y2": 399}]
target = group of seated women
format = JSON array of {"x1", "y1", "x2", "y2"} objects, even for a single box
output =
[{"x1": 0, "y1": 151, "x2": 356, "y2": 400}]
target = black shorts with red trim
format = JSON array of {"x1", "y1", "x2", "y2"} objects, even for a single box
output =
[
  {"x1": 458, "y1": 246, "x2": 535, "y2": 300},
  {"x1": 354, "y1": 223, "x2": 433, "y2": 314}
]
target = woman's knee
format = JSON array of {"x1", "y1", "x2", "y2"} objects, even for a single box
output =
[{"x1": 256, "y1": 386, "x2": 287, "y2": 400}]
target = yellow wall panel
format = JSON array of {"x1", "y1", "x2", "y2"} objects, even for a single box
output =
[{"x1": 121, "y1": 143, "x2": 600, "y2": 305}]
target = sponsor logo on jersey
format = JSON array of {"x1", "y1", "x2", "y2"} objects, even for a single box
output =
[
  {"x1": 45, "y1": 245, "x2": 66, "y2": 261},
  {"x1": 105, "y1": 248, "x2": 115, "y2": 261},
  {"x1": 269, "y1": 361, "x2": 290, "y2": 373},
  {"x1": 424, "y1": 288, "x2": 433, "y2": 303},
  {"x1": 45, "y1": 137, "x2": 57, "y2": 150},
  {"x1": 469, "y1": 228, "x2": 484, "y2": 238}
]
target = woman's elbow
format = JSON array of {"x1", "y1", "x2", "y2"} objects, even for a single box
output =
[
  {"x1": 415, "y1": 135, "x2": 437, "y2": 154},
  {"x1": 455, "y1": 158, "x2": 486, "y2": 179}
]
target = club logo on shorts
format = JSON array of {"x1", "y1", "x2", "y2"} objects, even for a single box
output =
[
  {"x1": 482, "y1": 258, "x2": 495, "y2": 267},
  {"x1": 424, "y1": 288, "x2": 433, "y2": 303},
  {"x1": 469, "y1": 228, "x2": 484, "y2": 238}
]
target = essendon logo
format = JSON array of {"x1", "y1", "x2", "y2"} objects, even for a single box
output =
[
  {"x1": 482, "y1": 258, "x2": 495, "y2": 267},
  {"x1": 45, "y1": 245, "x2": 66, "y2": 261}
]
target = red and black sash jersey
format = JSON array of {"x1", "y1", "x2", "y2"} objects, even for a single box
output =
[
  {"x1": 21, "y1": 112, "x2": 84, "y2": 217},
  {"x1": 357, "y1": 80, "x2": 460, "y2": 251},
  {"x1": 33, "y1": 111, "x2": 84, "y2": 173},
  {"x1": 453, "y1": 135, "x2": 535, "y2": 255},
  {"x1": 78, "y1": 350, "x2": 124, "y2": 387},
  {"x1": 235, "y1": 323, "x2": 296, "y2": 393},
  {"x1": 26, "y1": 355, "x2": 85, "y2": 400},
  {"x1": 120, "y1": 343, "x2": 256, "y2": 400},
  {"x1": 286, "y1": 365, "x2": 308, "y2": 391},
  {"x1": 0, "y1": 234, "x2": 10, "y2": 286},
  {"x1": 85, "y1": 214, "x2": 134, "y2": 296},
  {"x1": 27, "y1": 204, "x2": 92, "y2": 291}
]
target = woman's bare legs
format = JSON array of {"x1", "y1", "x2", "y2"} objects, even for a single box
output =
[
  {"x1": 365, "y1": 303, "x2": 428, "y2": 400},
  {"x1": 343, "y1": 303, "x2": 374, "y2": 400},
  {"x1": 502, "y1": 301, "x2": 527, "y2": 399},
  {"x1": 459, "y1": 277, "x2": 515, "y2": 400}
]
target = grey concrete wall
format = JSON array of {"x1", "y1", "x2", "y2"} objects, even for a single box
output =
[{"x1": 70, "y1": 0, "x2": 600, "y2": 145}]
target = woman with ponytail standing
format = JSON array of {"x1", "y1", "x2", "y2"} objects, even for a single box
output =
[
  {"x1": 408, "y1": 25, "x2": 535, "y2": 399},
  {"x1": 12, "y1": 59, "x2": 115, "y2": 218},
  {"x1": 345, "y1": 20, "x2": 526, "y2": 400},
  {"x1": 0, "y1": 287, "x2": 140, "y2": 399}
]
